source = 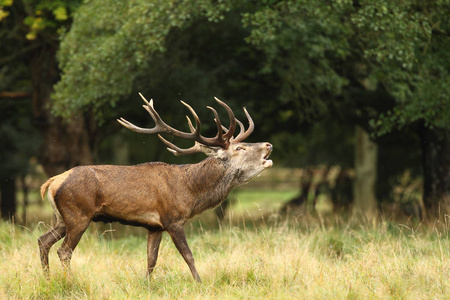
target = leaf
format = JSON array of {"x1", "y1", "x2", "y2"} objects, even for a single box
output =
[{"x1": 53, "y1": 6, "x2": 68, "y2": 21}]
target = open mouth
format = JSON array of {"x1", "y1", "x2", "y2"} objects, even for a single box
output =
[{"x1": 262, "y1": 146, "x2": 273, "y2": 167}]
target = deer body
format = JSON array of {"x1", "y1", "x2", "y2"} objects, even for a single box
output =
[
  {"x1": 39, "y1": 94, "x2": 272, "y2": 283},
  {"x1": 44, "y1": 157, "x2": 251, "y2": 229}
]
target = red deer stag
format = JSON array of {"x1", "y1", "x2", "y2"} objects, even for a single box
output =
[{"x1": 38, "y1": 93, "x2": 273, "y2": 283}]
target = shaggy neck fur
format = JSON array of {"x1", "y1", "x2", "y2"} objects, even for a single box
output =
[{"x1": 184, "y1": 157, "x2": 242, "y2": 217}]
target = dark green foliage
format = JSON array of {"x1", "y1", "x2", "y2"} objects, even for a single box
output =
[
  {"x1": 52, "y1": 0, "x2": 233, "y2": 120},
  {"x1": 243, "y1": 0, "x2": 450, "y2": 133}
]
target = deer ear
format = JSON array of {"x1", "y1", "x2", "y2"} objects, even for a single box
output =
[{"x1": 199, "y1": 145, "x2": 228, "y2": 160}]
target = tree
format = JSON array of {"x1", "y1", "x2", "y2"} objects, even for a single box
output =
[
  {"x1": 0, "y1": 0, "x2": 93, "y2": 179},
  {"x1": 353, "y1": 126, "x2": 378, "y2": 219},
  {"x1": 0, "y1": 0, "x2": 95, "y2": 220}
]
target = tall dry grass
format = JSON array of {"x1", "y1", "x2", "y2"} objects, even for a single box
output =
[{"x1": 0, "y1": 211, "x2": 449, "y2": 299}]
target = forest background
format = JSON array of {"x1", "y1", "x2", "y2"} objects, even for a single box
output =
[{"x1": 1, "y1": 0, "x2": 449, "y2": 221}]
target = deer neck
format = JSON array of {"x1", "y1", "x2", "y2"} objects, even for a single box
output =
[{"x1": 186, "y1": 157, "x2": 239, "y2": 216}]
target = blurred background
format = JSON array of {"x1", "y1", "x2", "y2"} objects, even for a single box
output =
[{"x1": 1, "y1": 0, "x2": 449, "y2": 225}]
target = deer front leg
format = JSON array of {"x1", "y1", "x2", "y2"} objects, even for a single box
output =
[
  {"x1": 147, "y1": 231, "x2": 163, "y2": 276},
  {"x1": 167, "y1": 224, "x2": 202, "y2": 283}
]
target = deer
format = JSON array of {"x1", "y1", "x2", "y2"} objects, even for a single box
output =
[{"x1": 38, "y1": 93, "x2": 273, "y2": 283}]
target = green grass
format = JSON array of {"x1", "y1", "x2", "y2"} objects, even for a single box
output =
[
  {"x1": 1, "y1": 189, "x2": 449, "y2": 299},
  {"x1": 230, "y1": 188, "x2": 298, "y2": 213}
]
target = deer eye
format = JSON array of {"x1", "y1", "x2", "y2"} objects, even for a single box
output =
[{"x1": 235, "y1": 147, "x2": 245, "y2": 151}]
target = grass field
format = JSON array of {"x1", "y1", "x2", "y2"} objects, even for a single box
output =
[{"x1": 1, "y1": 187, "x2": 449, "y2": 299}]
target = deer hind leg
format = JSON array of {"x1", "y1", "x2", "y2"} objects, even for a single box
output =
[
  {"x1": 38, "y1": 221, "x2": 66, "y2": 273},
  {"x1": 147, "y1": 230, "x2": 163, "y2": 276},
  {"x1": 167, "y1": 225, "x2": 202, "y2": 283},
  {"x1": 57, "y1": 219, "x2": 90, "y2": 269}
]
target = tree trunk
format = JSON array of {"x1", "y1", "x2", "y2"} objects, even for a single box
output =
[
  {"x1": 39, "y1": 117, "x2": 94, "y2": 176},
  {"x1": 353, "y1": 126, "x2": 378, "y2": 220},
  {"x1": 30, "y1": 41, "x2": 94, "y2": 177},
  {"x1": 419, "y1": 125, "x2": 450, "y2": 221},
  {"x1": 0, "y1": 176, "x2": 16, "y2": 220}
]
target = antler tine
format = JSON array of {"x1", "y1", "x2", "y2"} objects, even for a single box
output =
[
  {"x1": 117, "y1": 94, "x2": 159, "y2": 134},
  {"x1": 117, "y1": 117, "x2": 156, "y2": 134},
  {"x1": 139, "y1": 93, "x2": 163, "y2": 126},
  {"x1": 186, "y1": 115, "x2": 196, "y2": 132},
  {"x1": 117, "y1": 93, "x2": 168, "y2": 135},
  {"x1": 234, "y1": 118, "x2": 245, "y2": 140},
  {"x1": 233, "y1": 107, "x2": 254, "y2": 142},
  {"x1": 138, "y1": 92, "x2": 151, "y2": 106},
  {"x1": 180, "y1": 101, "x2": 201, "y2": 135},
  {"x1": 214, "y1": 97, "x2": 236, "y2": 141},
  {"x1": 158, "y1": 134, "x2": 203, "y2": 156},
  {"x1": 207, "y1": 106, "x2": 224, "y2": 142},
  {"x1": 220, "y1": 118, "x2": 244, "y2": 140}
]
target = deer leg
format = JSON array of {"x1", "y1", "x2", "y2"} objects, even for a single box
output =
[
  {"x1": 167, "y1": 225, "x2": 202, "y2": 283},
  {"x1": 57, "y1": 221, "x2": 90, "y2": 269},
  {"x1": 38, "y1": 221, "x2": 66, "y2": 273},
  {"x1": 147, "y1": 230, "x2": 163, "y2": 276}
]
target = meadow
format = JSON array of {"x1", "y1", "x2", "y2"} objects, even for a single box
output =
[{"x1": 0, "y1": 176, "x2": 449, "y2": 299}]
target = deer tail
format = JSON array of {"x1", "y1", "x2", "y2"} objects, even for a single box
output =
[{"x1": 40, "y1": 178, "x2": 53, "y2": 201}]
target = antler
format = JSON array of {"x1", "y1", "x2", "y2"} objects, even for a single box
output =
[
  {"x1": 118, "y1": 93, "x2": 254, "y2": 155},
  {"x1": 233, "y1": 107, "x2": 254, "y2": 142}
]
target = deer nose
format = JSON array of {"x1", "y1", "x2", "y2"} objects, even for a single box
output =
[{"x1": 266, "y1": 143, "x2": 273, "y2": 152}]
